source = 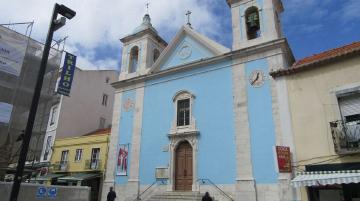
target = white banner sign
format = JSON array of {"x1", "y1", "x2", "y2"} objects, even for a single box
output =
[{"x1": 0, "y1": 26, "x2": 28, "y2": 76}]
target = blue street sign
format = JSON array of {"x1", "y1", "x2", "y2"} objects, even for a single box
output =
[
  {"x1": 57, "y1": 52, "x2": 76, "y2": 96},
  {"x1": 36, "y1": 186, "x2": 47, "y2": 198},
  {"x1": 48, "y1": 187, "x2": 57, "y2": 198}
]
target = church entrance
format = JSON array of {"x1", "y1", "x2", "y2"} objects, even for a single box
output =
[{"x1": 175, "y1": 141, "x2": 193, "y2": 191}]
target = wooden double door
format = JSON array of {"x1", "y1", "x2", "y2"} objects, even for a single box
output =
[{"x1": 175, "y1": 141, "x2": 193, "y2": 191}]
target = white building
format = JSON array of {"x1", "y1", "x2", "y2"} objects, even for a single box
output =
[{"x1": 40, "y1": 68, "x2": 118, "y2": 163}]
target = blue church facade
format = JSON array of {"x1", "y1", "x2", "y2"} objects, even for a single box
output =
[{"x1": 103, "y1": 0, "x2": 298, "y2": 200}]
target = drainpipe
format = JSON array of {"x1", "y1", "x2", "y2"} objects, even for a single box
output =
[{"x1": 254, "y1": 180, "x2": 258, "y2": 201}]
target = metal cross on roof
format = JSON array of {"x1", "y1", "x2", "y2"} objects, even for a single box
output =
[
  {"x1": 146, "y1": 3, "x2": 150, "y2": 14},
  {"x1": 186, "y1": 10, "x2": 192, "y2": 28}
]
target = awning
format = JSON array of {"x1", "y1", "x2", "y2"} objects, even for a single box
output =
[
  {"x1": 57, "y1": 172, "x2": 100, "y2": 182},
  {"x1": 291, "y1": 170, "x2": 360, "y2": 187},
  {"x1": 32, "y1": 173, "x2": 65, "y2": 181}
]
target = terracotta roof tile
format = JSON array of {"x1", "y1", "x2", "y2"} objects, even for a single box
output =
[
  {"x1": 82, "y1": 128, "x2": 111, "y2": 136},
  {"x1": 270, "y1": 41, "x2": 360, "y2": 78}
]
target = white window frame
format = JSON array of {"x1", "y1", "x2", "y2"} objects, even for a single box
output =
[
  {"x1": 49, "y1": 105, "x2": 58, "y2": 126},
  {"x1": 60, "y1": 150, "x2": 69, "y2": 163},
  {"x1": 75, "y1": 149, "x2": 83, "y2": 162},
  {"x1": 170, "y1": 90, "x2": 197, "y2": 134},
  {"x1": 333, "y1": 82, "x2": 360, "y2": 122},
  {"x1": 90, "y1": 148, "x2": 101, "y2": 169},
  {"x1": 43, "y1": 135, "x2": 53, "y2": 161}
]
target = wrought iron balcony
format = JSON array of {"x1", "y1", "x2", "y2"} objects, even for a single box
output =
[
  {"x1": 85, "y1": 159, "x2": 101, "y2": 170},
  {"x1": 53, "y1": 161, "x2": 69, "y2": 171},
  {"x1": 330, "y1": 120, "x2": 360, "y2": 154}
]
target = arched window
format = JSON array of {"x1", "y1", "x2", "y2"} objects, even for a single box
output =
[
  {"x1": 245, "y1": 7, "x2": 261, "y2": 40},
  {"x1": 153, "y1": 49, "x2": 160, "y2": 63},
  {"x1": 129, "y1": 46, "x2": 139, "y2": 73}
]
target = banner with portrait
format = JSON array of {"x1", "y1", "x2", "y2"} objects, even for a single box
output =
[{"x1": 117, "y1": 144, "x2": 129, "y2": 176}]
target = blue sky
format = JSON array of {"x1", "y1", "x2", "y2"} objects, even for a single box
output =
[{"x1": 1, "y1": 0, "x2": 359, "y2": 70}]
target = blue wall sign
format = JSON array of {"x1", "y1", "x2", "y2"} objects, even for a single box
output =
[
  {"x1": 57, "y1": 52, "x2": 76, "y2": 96},
  {"x1": 36, "y1": 186, "x2": 47, "y2": 198},
  {"x1": 48, "y1": 187, "x2": 57, "y2": 198}
]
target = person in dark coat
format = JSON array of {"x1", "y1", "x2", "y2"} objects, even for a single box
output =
[
  {"x1": 107, "y1": 187, "x2": 117, "y2": 201},
  {"x1": 202, "y1": 192, "x2": 213, "y2": 201}
]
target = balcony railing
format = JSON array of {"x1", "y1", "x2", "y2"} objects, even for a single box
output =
[
  {"x1": 85, "y1": 159, "x2": 102, "y2": 170},
  {"x1": 330, "y1": 120, "x2": 360, "y2": 154},
  {"x1": 53, "y1": 161, "x2": 69, "y2": 171}
]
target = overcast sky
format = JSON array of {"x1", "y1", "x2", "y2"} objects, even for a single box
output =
[{"x1": 1, "y1": 0, "x2": 359, "y2": 71}]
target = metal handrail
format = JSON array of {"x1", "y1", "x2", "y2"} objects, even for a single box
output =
[
  {"x1": 133, "y1": 180, "x2": 160, "y2": 201},
  {"x1": 197, "y1": 178, "x2": 234, "y2": 201}
]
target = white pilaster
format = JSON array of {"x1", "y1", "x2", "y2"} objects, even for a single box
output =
[{"x1": 231, "y1": 60, "x2": 257, "y2": 201}]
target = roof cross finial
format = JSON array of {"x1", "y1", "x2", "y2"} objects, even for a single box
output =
[
  {"x1": 146, "y1": 3, "x2": 150, "y2": 14},
  {"x1": 185, "y1": 10, "x2": 192, "y2": 28}
]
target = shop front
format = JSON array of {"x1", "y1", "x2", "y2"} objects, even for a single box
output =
[{"x1": 292, "y1": 163, "x2": 360, "y2": 201}]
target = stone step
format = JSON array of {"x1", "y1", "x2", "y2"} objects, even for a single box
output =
[{"x1": 145, "y1": 191, "x2": 202, "y2": 201}]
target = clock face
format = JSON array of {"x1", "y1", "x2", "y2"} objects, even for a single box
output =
[
  {"x1": 249, "y1": 70, "x2": 265, "y2": 87},
  {"x1": 178, "y1": 45, "x2": 192, "y2": 59}
]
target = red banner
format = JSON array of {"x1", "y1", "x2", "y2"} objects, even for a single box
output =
[{"x1": 276, "y1": 146, "x2": 292, "y2": 173}]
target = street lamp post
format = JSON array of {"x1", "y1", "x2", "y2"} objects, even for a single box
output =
[{"x1": 8, "y1": 4, "x2": 75, "y2": 201}]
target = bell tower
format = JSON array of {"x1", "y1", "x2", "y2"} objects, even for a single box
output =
[
  {"x1": 119, "y1": 13, "x2": 167, "y2": 80},
  {"x1": 227, "y1": 0, "x2": 284, "y2": 50}
]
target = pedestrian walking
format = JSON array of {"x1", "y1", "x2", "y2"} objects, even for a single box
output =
[
  {"x1": 202, "y1": 192, "x2": 213, "y2": 201},
  {"x1": 107, "y1": 187, "x2": 117, "y2": 201}
]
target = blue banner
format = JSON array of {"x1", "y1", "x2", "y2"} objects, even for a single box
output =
[{"x1": 57, "y1": 52, "x2": 76, "y2": 96}]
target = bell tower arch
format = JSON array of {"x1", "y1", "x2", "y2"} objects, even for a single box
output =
[
  {"x1": 227, "y1": 0, "x2": 284, "y2": 50},
  {"x1": 119, "y1": 14, "x2": 167, "y2": 80}
]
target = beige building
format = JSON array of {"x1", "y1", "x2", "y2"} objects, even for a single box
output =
[
  {"x1": 40, "y1": 68, "x2": 118, "y2": 164},
  {"x1": 271, "y1": 42, "x2": 360, "y2": 201}
]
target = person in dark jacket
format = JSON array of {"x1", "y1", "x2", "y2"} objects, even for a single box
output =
[
  {"x1": 107, "y1": 187, "x2": 117, "y2": 201},
  {"x1": 202, "y1": 192, "x2": 213, "y2": 201}
]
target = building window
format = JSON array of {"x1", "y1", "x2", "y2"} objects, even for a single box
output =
[
  {"x1": 102, "y1": 94, "x2": 108, "y2": 106},
  {"x1": 177, "y1": 99, "x2": 190, "y2": 126},
  {"x1": 129, "y1": 46, "x2": 139, "y2": 73},
  {"x1": 245, "y1": 7, "x2": 261, "y2": 40},
  {"x1": 338, "y1": 93, "x2": 360, "y2": 124},
  {"x1": 75, "y1": 149, "x2": 82, "y2": 161},
  {"x1": 153, "y1": 49, "x2": 160, "y2": 63},
  {"x1": 60, "y1": 150, "x2": 69, "y2": 162},
  {"x1": 49, "y1": 105, "x2": 58, "y2": 126},
  {"x1": 99, "y1": 117, "x2": 106, "y2": 129},
  {"x1": 43, "y1": 136, "x2": 52, "y2": 161},
  {"x1": 60, "y1": 150, "x2": 69, "y2": 171},
  {"x1": 90, "y1": 148, "x2": 100, "y2": 169}
]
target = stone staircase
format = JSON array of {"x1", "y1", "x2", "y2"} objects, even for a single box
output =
[{"x1": 145, "y1": 191, "x2": 203, "y2": 201}]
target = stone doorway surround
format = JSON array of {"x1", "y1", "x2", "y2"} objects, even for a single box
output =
[{"x1": 168, "y1": 130, "x2": 199, "y2": 192}]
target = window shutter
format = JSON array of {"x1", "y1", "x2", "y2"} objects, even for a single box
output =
[{"x1": 338, "y1": 94, "x2": 360, "y2": 117}]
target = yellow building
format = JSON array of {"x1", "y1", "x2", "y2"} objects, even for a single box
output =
[
  {"x1": 49, "y1": 128, "x2": 110, "y2": 201},
  {"x1": 271, "y1": 42, "x2": 360, "y2": 201}
]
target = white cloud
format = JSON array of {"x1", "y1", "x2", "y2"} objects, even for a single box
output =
[
  {"x1": 0, "y1": 0, "x2": 224, "y2": 70},
  {"x1": 339, "y1": 0, "x2": 360, "y2": 22}
]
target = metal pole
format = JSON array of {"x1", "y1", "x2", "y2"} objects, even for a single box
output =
[{"x1": 8, "y1": 5, "x2": 58, "y2": 201}]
